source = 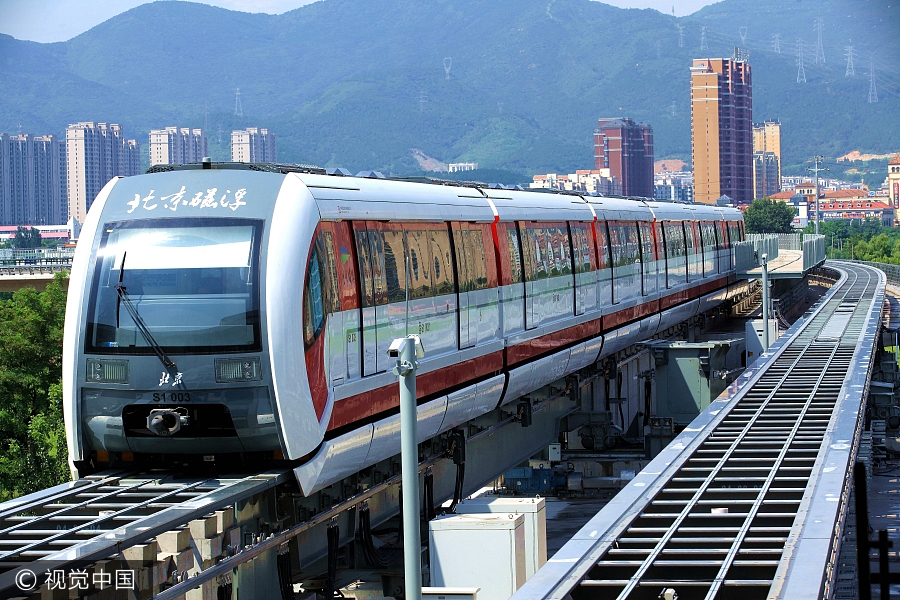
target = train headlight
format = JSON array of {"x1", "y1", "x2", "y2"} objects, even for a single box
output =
[
  {"x1": 86, "y1": 359, "x2": 129, "y2": 384},
  {"x1": 215, "y1": 357, "x2": 262, "y2": 383}
]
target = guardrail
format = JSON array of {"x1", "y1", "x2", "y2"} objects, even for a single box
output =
[
  {"x1": 803, "y1": 234, "x2": 826, "y2": 270},
  {"x1": 735, "y1": 234, "x2": 780, "y2": 271},
  {"x1": 0, "y1": 248, "x2": 74, "y2": 263},
  {"x1": 849, "y1": 260, "x2": 900, "y2": 287}
]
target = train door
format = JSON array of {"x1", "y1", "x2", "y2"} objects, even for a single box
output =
[
  {"x1": 570, "y1": 222, "x2": 597, "y2": 315},
  {"x1": 595, "y1": 221, "x2": 612, "y2": 307},
  {"x1": 353, "y1": 223, "x2": 384, "y2": 376},
  {"x1": 638, "y1": 222, "x2": 657, "y2": 296},
  {"x1": 499, "y1": 223, "x2": 525, "y2": 335},
  {"x1": 452, "y1": 223, "x2": 483, "y2": 349},
  {"x1": 379, "y1": 224, "x2": 409, "y2": 369},
  {"x1": 519, "y1": 221, "x2": 538, "y2": 329}
]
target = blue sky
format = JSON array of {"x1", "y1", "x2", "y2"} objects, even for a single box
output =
[{"x1": 0, "y1": 0, "x2": 719, "y2": 43}]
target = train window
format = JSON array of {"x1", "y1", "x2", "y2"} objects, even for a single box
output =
[
  {"x1": 318, "y1": 230, "x2": 341, "y2": 314},
  {"x1": 654, "y1": 222, "x2": 666, "y2": 266},
  {"x1": 355, "y1": 229, "x2": 375, "y2": 308},
  {"x1": 406, "y1": 229, "x2": 432, "y2": 300},
  {"x1": 506, "y1": 226, "x2": 523, "y2": 284},
  {"x1": 595, "y1": 222, "x2": 610, "y2": 270},
  {"x1": 453, "y1": 226, "x2": 489, "y2": 292},
  {"x1": 638, "y1": 222, "x2": 656, "y2": 263},
  {"x1": 85, "y1": 218, "x2": 263, "y2": 354},
  {"x1": 664, "y1": 221, "x2": 686, "y2": 286},
  {"x1": 303, "y1": 247, "x2": 325, "y2": 347},
  {"x1": 383, "y1": 229, "x2": 407, "y2": 303},
  {"x1": 430, "y1": 228, "x2": 455, "y2": 295},
  {"x1": 521, "y1": 223, "x2": 572, "y2": 281},
  {"x1": 570, "y1": 223, "x2": 594, "y2": 274},
  {"x1": 685, "y1": 222, "x2": 697, "y2": 256},
  {"x1": 608, "y1": 221, "x2": 640, "y2": 272}
]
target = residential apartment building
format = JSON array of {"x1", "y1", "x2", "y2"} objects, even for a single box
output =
[
  {"x1": 753, "y1": 152, "x2": 780, "y2": 199},
  {"x1": 654, "y1": 171, "x2": 695, "y2": 204},
  {"x1": 0, "y1": 133, "x2": 68, "y2": 226},
  {"x1": 531, "y1": 169, "x2": 622, "y2": 196},
  {"x1": 149, "y1": 127, "x2": 208, "y2": 166},
  {"x1": 593, "y1": 118, "x2": 654, "y2": 197},
  {"x1": 66, "y1": 122, "x2": 141, "y2": 223},
  {"x1": 691, "y1": 57, "x2": 753, "y2": 205},
  {"x1": 231, "y1": 128, "x2": 276, "y2": 163},
  {"x1": 753, "y1": 121, "x2": 781, "y2": 193}
]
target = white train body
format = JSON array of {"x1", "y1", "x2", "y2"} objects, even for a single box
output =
[{"x1": 62, "y1": 167, "x2": 744, "y2": 494}]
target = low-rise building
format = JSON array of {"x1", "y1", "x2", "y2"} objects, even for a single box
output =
[
  {"x1": 654, "y1": 171, "x2": 694, "y2": 203},
  {"x1": 448, "y1": 162, "x2": 478, "y2": 172},
  {"x1": 531, "y1": 169, "x2": 622, "y2": 196},
  {"x1": 888, "y1": 154, "x2": 900, "y2": 208},
  {"x1": 772, "y1": 185, "x2": 894, "y2": 227}
]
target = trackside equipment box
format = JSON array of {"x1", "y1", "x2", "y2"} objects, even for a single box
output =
[
  {"x1": 429, "y1": 513, "x2": 526, "y2": 600},
  {"x1": 454, "y1": 496, "x2": 547, "y2": 579}
]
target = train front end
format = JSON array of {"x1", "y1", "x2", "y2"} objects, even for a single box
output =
[{"x1": 63, "y1": 167, "x2": 323, "y2": 475}]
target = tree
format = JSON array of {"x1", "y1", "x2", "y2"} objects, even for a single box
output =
[
  {"x1": 10, "y1": 227, "x2": 43, "y2": 249},
  {"x1": 743, "y1": 198, "x2": 797, "y2": 234},
  {"x1": 0, "y1": 273, "x2": 70, "y2": 499}
]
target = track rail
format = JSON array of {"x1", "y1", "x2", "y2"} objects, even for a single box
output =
[
  {"x1": 0, "y1": 470, "x2": 289, "y2": 593},
  {"x1": 514, "y1": 262, "x2": 885, "y2": 600}
]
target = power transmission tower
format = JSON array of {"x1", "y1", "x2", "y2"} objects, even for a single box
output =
[
  {"x1": 868, "y1": 54, "x2": 878, "y2": 103},
  {"x1": 234, "y1": 88, "x2": 243, "y2": 117},
  {"x1": 739, "y1": 26, "x2": 747, "y2": 45},
  {"x1": 217, "y1": 123, "x2": 222, "y2": 144},
  {"x1": 772, "y1": 34, "x2": 781, "y2": 54},
  {"x1": 813, "y1": 17, "x2": 825, "y2": 64},
  {"x1": 443, "y1": 57, "x2": 452, "y2": 80},
  {"x1": 670, "y1": 100, "x2": 676, "y2": 117},
  {"x1": 656, "y1": 40, "x2": 661, "y2": 59},
  {"x1": 498, "y1": 101, "x2": 503, "y2": 115},
  {"x1": 418, "y1": 89, "x2": 427, "y2": 113},
  {"x1": 845, "y1": 45, "x2": 855, "y2": 76},
  {"x1": 806, "y1": 156, "x2": 829, "y2": 234},
  {"x1": 700, "y1": 26, "x2": 708, "y2": 51},
  {"x1": 204, "y1": 102, "x2": 209, "y2": 132},
  {"x1": 796, "y1": 39, "x2": 807, "y2": 83},
  {"x1": 677, "y1": 24, "x2": 684, "y2": 48}
]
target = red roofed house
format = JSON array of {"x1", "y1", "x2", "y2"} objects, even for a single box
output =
[{"x1": 770, "y1": 184, "x2": 894, "y2": 227}]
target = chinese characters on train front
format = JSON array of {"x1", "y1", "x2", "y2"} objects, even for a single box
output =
[{"x1": 126, "y1": 186, "x2": 247, "y2": 213}]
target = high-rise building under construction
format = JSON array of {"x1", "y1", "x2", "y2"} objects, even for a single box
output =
[{"x1": 690, "y1": 58, "x2": 753, "y2": 205}]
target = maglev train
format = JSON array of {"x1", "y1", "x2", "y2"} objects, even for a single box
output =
[{"x1": 62, "y1": 164, "x2": 745, "y2": 495}]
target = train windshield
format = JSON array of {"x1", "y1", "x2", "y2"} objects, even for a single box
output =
[{"x1": 86, "y1": 218, "x2": 263, "y2": 354}]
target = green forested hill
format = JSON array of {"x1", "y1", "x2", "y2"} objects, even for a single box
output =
[{"x1": 0, "y1": 0, "x2": 896, "y2": 176}]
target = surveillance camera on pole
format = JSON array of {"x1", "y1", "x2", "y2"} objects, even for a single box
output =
[{"x1": 390, "y1": 334, "x2": 426, "y2": 600}]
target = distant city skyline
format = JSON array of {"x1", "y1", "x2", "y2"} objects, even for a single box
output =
[{"x1": 0, "y1": 0, "x2": 719, "y2": 43}]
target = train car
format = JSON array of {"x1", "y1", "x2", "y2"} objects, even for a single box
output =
[{"x1": 62, "y1": 164, "x2": 745, "y2": 494}]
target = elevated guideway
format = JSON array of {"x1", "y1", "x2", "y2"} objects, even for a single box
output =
[{"x1": 512, "y1": 261, "x2": 885, "y2": 600}]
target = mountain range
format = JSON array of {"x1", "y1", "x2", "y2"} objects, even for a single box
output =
[{"x1": 0, "y1": 0, "x2": 897, "y2": 179}]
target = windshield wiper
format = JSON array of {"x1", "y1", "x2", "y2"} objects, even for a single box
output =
[{"x1": 114, "y1": 253, "x2": 177, "y2": 371}]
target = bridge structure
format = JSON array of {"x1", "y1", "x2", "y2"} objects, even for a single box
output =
[
  {"x1": 0, "y1": 248, "x2": 73, "y2": 292},
  {"x1": 511, "y1": 261, "x2": 885, "y2": 600},
  {"x1": 1, "y1": 239, "x2": 888, "y2": 600}
]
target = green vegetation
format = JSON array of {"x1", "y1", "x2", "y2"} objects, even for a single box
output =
[
  {"x1": 10, "y1": 226, "x2": 43, "y2": 249},
  {"x1": 0, "y1": 0, "x2": 896, "y2": 175},
  {"x1": 801, "y1": 218, "x2": 900, "y2": 263},
  {"x1": 0, "y1": 273, "x2": 70, "y2": 500},
  {"x1": 744, "y1": 198, "x2": 796, "y2": 234}
]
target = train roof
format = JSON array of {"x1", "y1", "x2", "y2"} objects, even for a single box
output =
[{"x1": 132, "y1": 163, "x2": 743, "y2": 223}]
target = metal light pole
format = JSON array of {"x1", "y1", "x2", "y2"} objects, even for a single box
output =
[
  {"x1": 761, "y1": 253, "x2": 770, "y2": 351},
  {"x1": 390, "y1": 335, "x2": 425, "y2": 600},
  {"x1": 807, "y1": 155, "x2": 829, "y2": 235}
]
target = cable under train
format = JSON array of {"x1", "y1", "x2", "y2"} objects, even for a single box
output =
[{"x1": 62, "y1": 163, "x2": 746, "y2": 495}]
